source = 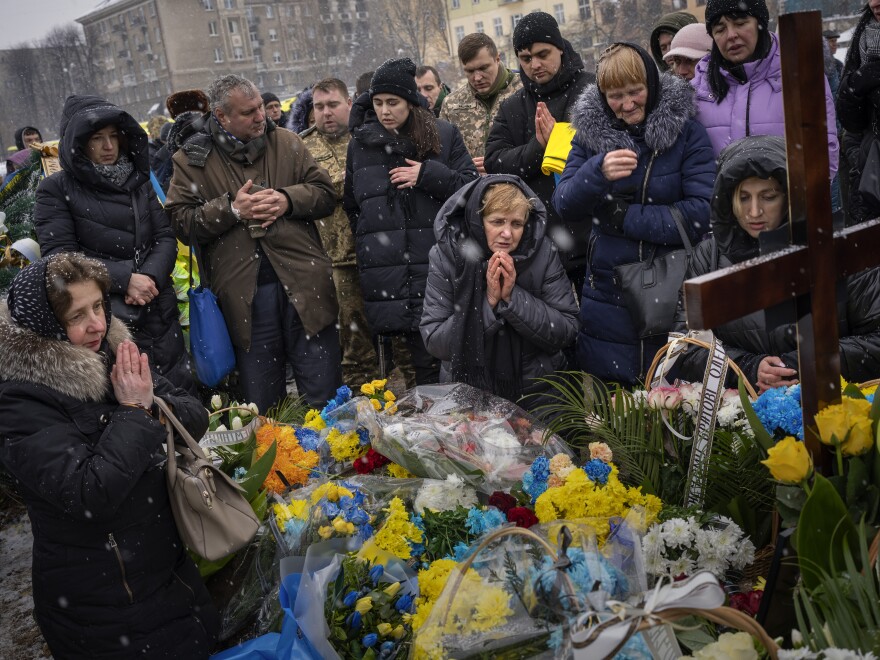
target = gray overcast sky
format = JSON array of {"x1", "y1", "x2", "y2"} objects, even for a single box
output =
[{"x1": 0, "y1": 0, "x2": 105, "y2": 49}]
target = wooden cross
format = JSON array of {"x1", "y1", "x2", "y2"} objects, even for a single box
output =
[{"x1": 682, "y1": 11, "x2": 880, "y2": 471}]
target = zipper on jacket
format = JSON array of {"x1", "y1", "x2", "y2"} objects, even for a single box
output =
[
  {"x1": 636, "y1": 150, "x2": 658, "y2": 382},
  {"x1": 641, "y1": 151, "x2": 658, "y2": 205},
  {"x1": 745, "y1": 85, "x2": 752, "y2": 137},
  {"x1": 108, "y1": 533, "x2": 134, "y2": 604}
]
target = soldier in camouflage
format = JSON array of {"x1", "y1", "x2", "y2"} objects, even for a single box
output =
[
  {"x1": 440, "y1": 33, "x2": 522, "y2": 175},
  {"x1": 301, "y1": 78, "x2": 379, "y2": 386}
]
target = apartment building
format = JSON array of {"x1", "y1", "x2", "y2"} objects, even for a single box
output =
[
  {"x1": 78, "y1": 0, "x2": 372, "y2": 119},
  {"x1": 446, "y1": 0, "x2": 706, "y2": 70}
]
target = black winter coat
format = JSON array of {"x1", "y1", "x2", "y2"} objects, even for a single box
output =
[
  {"x1": 484, "y1": 43, "x2": 594, "y2": 276},
  {"x1": 673, "y1": 136, "x2": 880, "y2": 387},
  {"x1": 34, "y1": 95, "x2": 191, "y2": 391},
  {"x1": 343, "y1": 95, "x2": 478, "y2": 334},
  {"x1": 420, "y1": 175, "x2": 578, "y2": 410},
  {"x1": 0, "y1": 306, "x2": 218, "y2": 659}
]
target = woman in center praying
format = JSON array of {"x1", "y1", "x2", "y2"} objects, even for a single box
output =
[{"x1": 420, "y1": 175, "x2": 578, "y2": 411}]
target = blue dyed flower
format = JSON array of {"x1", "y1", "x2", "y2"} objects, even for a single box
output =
[
  {"x1": 362, "y1": 633, "x2": 378, "y2": 648},
  {"x1": 295, "y1": 427, "x2": 322, "y2": 452},
  {"x1": 357, "y1": 523, "x2": 374, "y2": 542},
  {"x1": 531, "y1": 456, "x2": 550, "y2": 482},
  {"x1": 321, "y1": 398, "x2": 339, "y2": 421},
  {"x1": 343, "y1": 590, "x2": 359, "y2": 608},
  {"x1": 346, "y1": 611, "x2": 362, "y2": 631},
  {"x1": 233, "y1": 466, "x2": 247, "y2": 482},
  {"x1": 522, "y1": 471, "x2": 548, "y2": 504},
  {"x1": 320, "y1": 500, "x2": 340, "y2": 518},
  {"x1": 548, "y1": 628, "x2": 564, "y2": 651},
  {"x1": 395, "y1": 593, "x2": 415, "y2": 613},
  {"x1": 410, "y1": 514, "x2": 425, "y2": 531},
  {"x1": 465, "y1": 507, "x2": 506, "y2": 536},
  {"x1": 369, "y1": 564, "x2": 384, "y2": 584},
  {"x1": 345, "y1": 507, "x2": 370, "y2": 526},
  {"x1": 584, "y1": 458, "x2": 612, "y2": 485},
  {"x1": 752, "y1": 387, "x2": 804, "y2": 439},
  {"x1": 357, "y1": 427, "x2": 371, "y2": 446},
  {"x1": 451, "y1": 541, "x2": 475, "y2": 562},
  {"x1": 409, "y1": 541, "x2": 425, "y2": 557}
]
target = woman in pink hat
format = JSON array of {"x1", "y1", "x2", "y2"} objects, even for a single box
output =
[{"x1": 663, "y1": 23, "x2": 713, "y2": 81}]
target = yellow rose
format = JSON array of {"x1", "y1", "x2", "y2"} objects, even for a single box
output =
[
  {"x1": 384, "y1": 390, "x2": 396, "y2": 402},
  {"x1": 371, "y1": 398, "x2": 382, "y2": 411},
  {"x1": 361, "y1": 383, "x2": 376, "y2": 396},
  {"x1": 841, "y1": 414, "x2": 874, "y2": 456},
  {"x1": 761, "y1": 436, "x2": 812, "y2": 484},
  {"x1": 816, "y1": 398, "x2": 872, "y2": 446},
  {"x1": 371, "y1": 379, "x2": 388, "y2": 390}
]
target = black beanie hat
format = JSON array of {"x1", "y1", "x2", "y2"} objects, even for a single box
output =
[
  {"x1": 370, "y1": 58, "x2": 421, "y2": 107},
  {"x1": 705, "y1": 0, "x2": 769, "y2": 31},
  {"x1": 513, "y1": 11, "x2": 565, "y2": 53},
  {"x1": 261, "y1": 91, "x2": 281, "y2": 106}
]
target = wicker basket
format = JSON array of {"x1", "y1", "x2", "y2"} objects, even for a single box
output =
[{"x1": 645, "y1": 336, "x2": 758, "y2": 399}]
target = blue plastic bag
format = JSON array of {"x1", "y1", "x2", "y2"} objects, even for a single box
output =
[{"x1": 188, "y1": 285, "x2": 235, "y2": 387}]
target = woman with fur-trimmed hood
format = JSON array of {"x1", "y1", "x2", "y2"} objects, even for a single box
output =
[
  {"x1": 553, "y1": 42, "x2": 715, "y2": 386},
  {"x1": 0, "y1": 253, "x2": 218, "y2": 658}
]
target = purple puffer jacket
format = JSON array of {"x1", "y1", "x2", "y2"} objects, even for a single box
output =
[{"x1": 691, "y1": 33, "x2": 839, "y2": 176}]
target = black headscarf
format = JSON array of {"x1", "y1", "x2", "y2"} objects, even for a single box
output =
[
  {"x1": 598, "y1": 43, "x2": 662, "y2": 137},
  {"x1": 704, "y1": 6, "x2": 772, "y2": 104}
]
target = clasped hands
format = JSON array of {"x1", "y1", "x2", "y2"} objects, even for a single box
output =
[
  {"x1": 110, "y1": 340, "x2": 154, "y2": 409},
  {"x1": 232, "y1": 179, "x2": 290, "y2": 229},
  {"x1": 486, "y1": 252, "x2": 516, "y2": 308}
]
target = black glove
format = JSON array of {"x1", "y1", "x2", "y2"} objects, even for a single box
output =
[
  {"x1": 848, "y1": 60, "x2": 880, "y2": 96},
  {"x1": 595, "y1": 188, "x2": 635, "y2": 236}
]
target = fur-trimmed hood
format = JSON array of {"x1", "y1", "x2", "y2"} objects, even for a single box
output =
[
  {"x1": 0, "y1": 302, "x2": 131, "y2": 402},
  {"x1": 571, "y1": 72, "x2": 696, "y2": 154}
]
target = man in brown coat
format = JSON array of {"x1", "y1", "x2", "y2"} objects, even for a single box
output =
[{"x1": 166, "y1": 73, "x2": 340, "y2": 410}]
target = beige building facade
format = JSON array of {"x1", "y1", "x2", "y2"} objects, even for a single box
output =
[
  {"x1": 78, "y1": 0, "x2": 372, "y2": 119},
  {"x1": 445, "y1": 0, "x2": 706, "y2": 72}
]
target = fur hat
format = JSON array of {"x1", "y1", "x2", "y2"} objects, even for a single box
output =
[
  {"x1": 513, "y1": 11, "x2": 565, "y2": 54},
  {"x1": 370, "y1": 58, "x2": 421, "y2": 107},
  {"x1": 166, "y1": 89, "x2": 210, "y2": 119},
  {"x1": 705, "y1": 0, "x2": 769, "y2": 31}
]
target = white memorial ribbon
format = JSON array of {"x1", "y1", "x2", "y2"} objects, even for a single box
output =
[{"x1": 569, "y1": 571, "x2": 726, "y2": 659}]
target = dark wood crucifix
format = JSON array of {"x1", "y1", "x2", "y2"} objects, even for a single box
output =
[{"x1": 682, "y1": 11, "x2": 880, "y2": 472}]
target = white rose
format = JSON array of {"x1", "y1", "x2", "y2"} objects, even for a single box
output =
[
  {"x1": 210, "y1": 394, "x2": 223, "y2": 410},
  {"x1": 231, "y1": 416, "x2": 243, "y2": 430},
  {"x1": 248, "y1": 402, "x2": 259, "y2": 415}
]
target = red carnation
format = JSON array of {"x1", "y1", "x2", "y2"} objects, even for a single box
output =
[
  {"x1": 353, "y1": 448, "x2": 390, "y2": 474},
  {"x1": 729, "y1": 590, "x2": 763, "y2": 618},
  {"x1": 488, "y1": 491, "x2": 517, "y2": 514},
  {"x1": 507, "y1": 507, "x2": 539, "y2": 529}
]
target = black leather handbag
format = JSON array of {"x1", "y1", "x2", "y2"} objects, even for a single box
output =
[{"x1": 614, "y1": 206, "x2": 693, "y2": 339}]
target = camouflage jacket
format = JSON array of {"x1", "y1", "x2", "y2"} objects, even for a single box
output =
[
  {"x1": 301, "y1": 127, "x2": 356, "y2": 267},
  {"x1": 439, "y1": 69, "x2": 522, "y2": 159}
]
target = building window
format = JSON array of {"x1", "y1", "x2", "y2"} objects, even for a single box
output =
[
  {"x1": 203, "y1": 0, "x2": 213, "y2": 9},
  {"x1": 273, "y1": 51, "x2": 282, "y2": 63},
  {"x1": 233, "y1": 46, "x2": 244, "y2": 60},
  {"x1": 266, "y1": 5, "x2": 274, "y2": 18},
  {"x1": 99, "y1": 21, "x2": 107, "y2": 34},
  {"x1": 475, "y1": 20, "x2": 484, "y2": 33},
  {"x1": 159, "y1": 53, "x2": 166, "y2": 68},
  {"x1": 454, "y1": 26, "x2": 465, "y2": 43},
  {"x1": 578, "y1": 0, "x2": 591, "y2": 20},
  {"x1": 511, "y1": 14, "x2": 522, "y2": 30},
  {"x1": 228, "y1": 19, "x2": 238, "y2": 33},
  {"x1": 671, "y1": 0, "x2": 686, "y2": 7},
  {"x1": 246, "y1": 6, "x2": 253, "y2": 19},
  {"x1": 208, "y1": 21, "x2": 218, "y2": 36},
  {"x1": 553, "y1": 4, "x2": 565, "y2": 24},
  {"x1": 269, "y1": 28, "x2": 278, "y2": 41},
  {"x1": 250, "y1": 30, "x2": 258, "y2": 43},
  {"x1": 276, "y1": 73, "x2": 284, "y2": 86},
  {"x1": 451, "y1": 0, "x2": 460, "y2": 8},
  {"x1": 214, "y1": 47, "x2": 223, "y2": 63},
  {"x1": 602, "y1": 4, "x2": 615, "y2": 22},
  {"x1": 284, "y1": 5, "x2": 292, "y2": 17},
  {"x1": 223, "y1": 0, "x2": 235, "y2": 9},
  {"x1": 473, "y1": 0, "x2": 479, "y2": 3},
  {"x1": 254, "y1": 52, "x2": 262, "y2": 62},
  {"x1": 155, "y1": 26, "x2": 162, "y2": 42},
  {"x1": 494, "y1": 17, "x2": 503, "y2": 36}
]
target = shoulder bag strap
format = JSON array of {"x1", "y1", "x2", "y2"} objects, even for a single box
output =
[
  {"x1": 154, "y1": 396, "x2": 208, "y2": 461},
  {"x1": 668, "y1": 206, "x2": 693, "y2": 255}
]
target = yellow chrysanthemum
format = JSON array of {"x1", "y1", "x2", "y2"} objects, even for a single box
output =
[
  {"x1": 387, "y1": 463, "x2": 417, "y2": 479},
  {"x1": 326, "y1": 427, "x2": 367, "y2": 462},
  {"x1": 272, "y1": 499, "x2": 309, "y2": 527},
  {"x1": 371, "y1": 497, "x2": 423, "y2": 560},
  {"x1": 310, "y1": 482, "x2": 354, "y2": 504},
  {"x1": 303, "y1": 409, "x2": 326, "y2": 431}
]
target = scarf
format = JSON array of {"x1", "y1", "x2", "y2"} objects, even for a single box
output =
[
  {"x1": 860, "y1": 18, "x2": 880, "y2": 64},
  {"x1": 92, "y1": 152, "x2": 134, "y2": 187},
  {"x1": 519, "y1": 40, "x2": 585, "y2": 99},
  {"x1": 447, "y1": 184, "x2": 533, "y2": 403},
  {"x1": 208, "y1": 114, "x2": 270, "y2": 165},
  {"x1": 475, "y1": 68, "x2": 516, "y2": 111}
]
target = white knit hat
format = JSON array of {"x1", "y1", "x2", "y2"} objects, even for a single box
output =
[{"x1": 663, "y1": 23, "x2": 713, "y2": 62}]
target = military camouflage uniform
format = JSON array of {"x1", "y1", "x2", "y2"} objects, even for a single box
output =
[
  {"x1": 301, "y1": 126, "x2": 379, "y2": 386},
  {"x1": 439, "y1": 69, "x2": 522, "y2": 159}
]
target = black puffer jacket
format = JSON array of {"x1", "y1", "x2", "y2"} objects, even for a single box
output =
[
  {"x1": 34, "y1": 95, "x2": 191, "y2": 391},
  {"x1": 673, "y1": 135, "x2": 880, "y2": 387},
  {"x1": 343, "y1": 94, "x2": 478, "y2": 334},
  {"x1": 0, "y1": 302, "x2": 218, "y2": 659},
  {"x1": 420, "y1": 175, "x2": 578, "y2": 409},
  {"x1": 484, "y1": 42, "x2": 594, "y2": 276}
]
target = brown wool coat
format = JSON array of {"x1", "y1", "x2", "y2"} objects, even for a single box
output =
[{"x1": 165, "y1": 125, "x2": 337, "y2": 350}]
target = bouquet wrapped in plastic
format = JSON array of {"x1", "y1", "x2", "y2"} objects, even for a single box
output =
[{"x1": 371, "y1": 384, "x2": 571, "y2": 490}]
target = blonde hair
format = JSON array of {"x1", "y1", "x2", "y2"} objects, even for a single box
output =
[
  {"x1": 731, "y1": 176, "x2": 785, "y2": 222},
  {"x1": 597, "y1": 44, "x2": 647, "y2": 93},
  {"x1": 480, "y1": 183, "x2": 534, "y2": 220}
]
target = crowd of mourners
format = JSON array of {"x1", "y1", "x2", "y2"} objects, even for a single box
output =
[{"x1": 1, "y1": 0, "x2": 880, "y2": 657}]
